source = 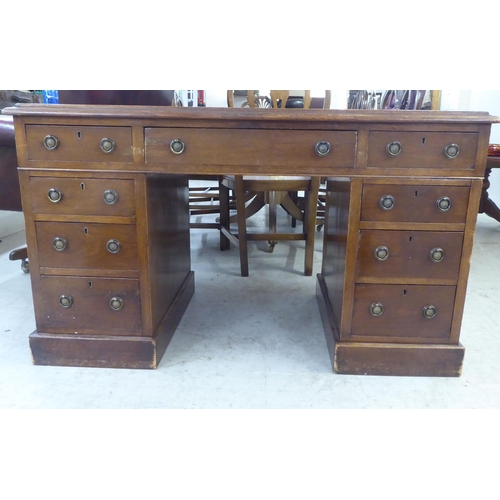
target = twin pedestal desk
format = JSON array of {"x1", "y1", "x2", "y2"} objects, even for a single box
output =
[{"x1": 5, "y1": 104, "x2": 499, "y2": 376}]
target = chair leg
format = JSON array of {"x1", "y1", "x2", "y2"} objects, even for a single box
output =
[
  {"x1": 235, "y1": 176, "x2": 249, "y2": 276},
  {"x1": 219, "y1": 179, "x2": 231, "y2": 251},
  {"x1": 268, "y1": 190, "x2": 278, "y2": 252},
  {"x1": 290, "y1": 191, "x2": 298, "y2": 227},
  {"x1": 303, "y1": 177, "x2": 321, "y2": 276}
]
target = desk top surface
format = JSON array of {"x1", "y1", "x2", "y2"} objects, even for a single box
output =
[{"x1": 3, "y1": 104, "x2": 500, "y2": 125}]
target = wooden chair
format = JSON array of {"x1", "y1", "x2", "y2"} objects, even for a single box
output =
[
  {"x1": 229, "y1": 90, "x2": 331, "y2": 110},
  {"x1": 188, "y1": 175, "x2": 223, "y2": 229},
  {"x1": 220, "y1": 90, "x2": 329, "y2": 277}
]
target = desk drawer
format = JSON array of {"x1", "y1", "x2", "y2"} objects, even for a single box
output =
[
  {"x1": 39, "y1": 276, "x2": 142, "y2": 335},
  {"x1": 29, "y1": 177, "x2": 136, "y2": 217},
  {"x1": 145, "y1": 128, "x2": 357, "y2": 169},
  {"x1": 36, "y1": 222, "x2": 138, "y2": 271},
  {"x1": 367, "y1": 131, "x2": 478, "y2": 169},
  {"x1": 360, "y1": 184, "x2": 470, "y2": 223},
  {"x1": 356, "y1": 230, "x2": 463, "y2": 282},
  {"x1": 26, "y1": 125, "x2": 133, "y2": 163},
  {"x1": 351, "y1": 284, "x2": 456, "y2": 340}
]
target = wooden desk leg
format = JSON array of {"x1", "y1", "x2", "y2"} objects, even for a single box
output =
[{"x1": 479, "y1": 167, "x2": 500, "y2": 223}]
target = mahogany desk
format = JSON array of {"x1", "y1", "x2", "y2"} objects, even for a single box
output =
[{"x1": 4, "y1": 104, "x2": 499, "y2": 376}]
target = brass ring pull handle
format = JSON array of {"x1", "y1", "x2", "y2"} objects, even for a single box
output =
[
  {"x1": 170, "y1": 139, "x2": 185, "y2": 154},
  {"x1": 47, "y1": 188, "x2": 63, "y2": 203},
  {"x1": 436, "y1": 197, "x2": 451, "y2": 212},
  {"x1": 59, "y1": 294, "x2": 73, "y2": 308},
  {"x1": 423, "y1": 305, "x2": 437, "y2": 319},
  {"x1": 386, "y1": 141, "x2": 402, "y2": 156},
  {"x1": 444, "y1": 144, "x2": 460, "y2": 159},
  {"x1": 109, "y1": 297, "x2": 124, "y2": 311},
  {"x1": 100, "y1": 137, "x2": 115, "y2": 153},
  {"x1": 374, "y1": 246, "x2": 389, "y2": 261},
  {"x1": 103, "y1": 189, "x2": 119, "y2": 205},
  {"x1": 429, "y1": 247, "x2": 444, "y2": 263},
  {"x1": 379, "y1": 195, "x2": 395, "y2": 210},
  {"x1": 370, "y1": 302, "x2": 384, "y2": 316},
  {"x1": 106, "y1": 239, "x2": 121, "y2": 254},
  {"x1": 43, "y1": 135, "x2": 59, "y2": 150},
  {"x1": 53, "y1": 237, "x2": 68, "y2": 251},
  {"x1": 315, "y1": 140, "x2": 331, "y2": 157}
]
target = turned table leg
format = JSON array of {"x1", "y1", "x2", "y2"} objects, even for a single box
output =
[{"x1": 479, "y1": 165, "x2": 500, "y2": 223}]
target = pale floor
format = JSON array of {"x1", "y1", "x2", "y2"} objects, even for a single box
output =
[{"x1": 1, "y1": 206, "x2": 500, "y2": 409}]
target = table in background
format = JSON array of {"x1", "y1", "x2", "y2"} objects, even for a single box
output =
[{"x1": 480, "y1": 156, "x2": 500, "y2": 222}]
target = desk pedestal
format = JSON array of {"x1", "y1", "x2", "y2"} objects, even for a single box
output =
[
  {"x1": 19, "y1": 170, "x2": 193, "y2": 370},
  {"x1": 315, "y1": 176, "x2": 481, "y2": 377}
]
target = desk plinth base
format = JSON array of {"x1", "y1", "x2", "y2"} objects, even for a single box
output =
[
  {"x1": 29, "y1": 271, "x2": 195, "y2": 370},
  {"x1": 316, "y1": 274, "x2": 465, "y2": 377}
]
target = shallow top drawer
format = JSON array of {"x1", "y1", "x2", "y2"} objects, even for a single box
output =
[
  {"x1": 367, "y1": 131, "x2": 478, "y2": 169},
  {"x1": 26, "y1": 125, "x2": 133, "y2": 163},
  {"x1": 145, "y1": 128, "x2": 357, "y2": 169}
]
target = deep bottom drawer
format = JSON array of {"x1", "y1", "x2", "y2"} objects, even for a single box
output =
[
  {"x1": 38, "y1": 276, "x2": 142, "y2": 335},
  {"x1": 351, "y1": 284, "x2": 456, "y2": 340}
]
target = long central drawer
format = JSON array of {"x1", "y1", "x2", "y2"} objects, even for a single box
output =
[{"x1": 145, "y1": 128, "x2": 357, "y2": 168}]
